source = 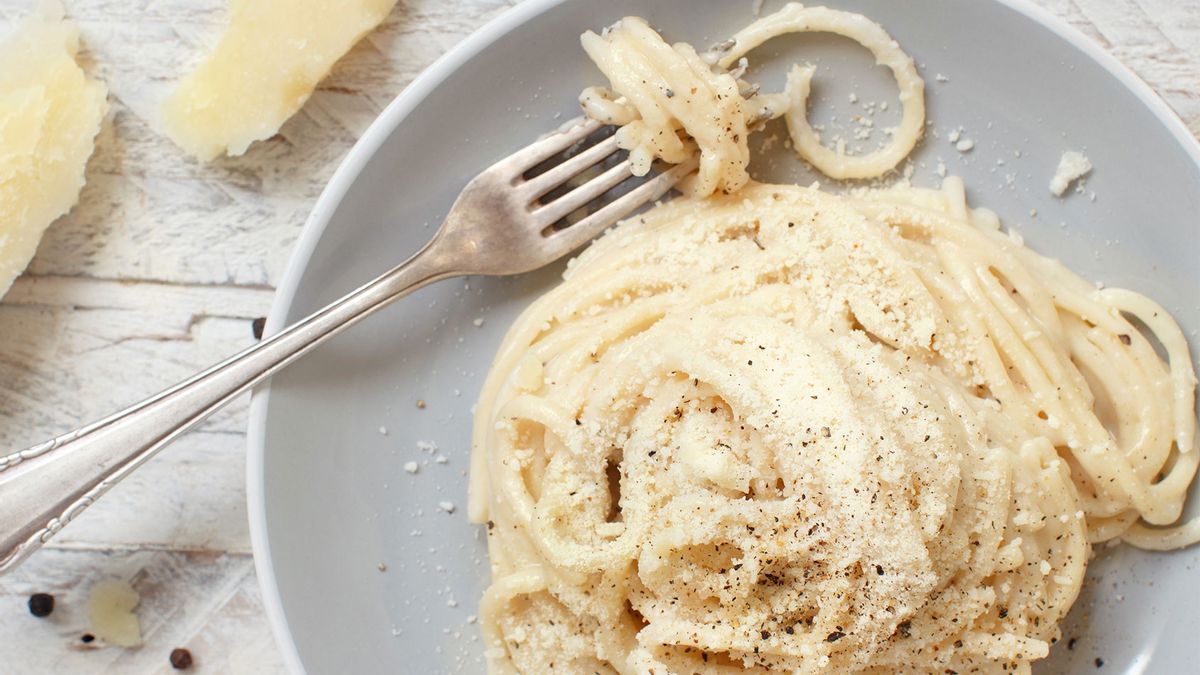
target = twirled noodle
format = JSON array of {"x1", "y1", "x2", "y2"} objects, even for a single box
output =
[
  {"x1": 719, "y1": 4, "x2": 926, "y2": 180},
  {"x1": 579, "y1": 17, "x2": 781, "y2": 196},
  {"x1": 469, "y1": 180, "x2": 1197, "y2": 673},
  {"x1": 579, "y1": 3, "x2": 925, "y2": 194}
]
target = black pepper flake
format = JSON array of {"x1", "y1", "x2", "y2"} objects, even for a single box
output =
[
  {"x1": 251, "y1": 317, "x2": 267, "y2": 340},
  {"x1": 81, "y1": 633, "x2": 95, "y2": 644},
  {"x1": 760, "y1": 630, "x2": 770, "y2": 639},
  {"x1": 1118, "y1": 334, "x2": 1131, "y2": 346},
  {"x1": 575, "y1": 418, "x2": 582, "y2": 426},
  {"x1": 953, "y1": 639, "x2": 963, "y2": 648},
  {"x1": 998, "y1": 607, "x2": 1009, "y2": 618},
  {"x1": 1068, "y1": 637, "x2": 1077, "y2": 650},
  {"x1": 28, "y1": 593, "x2": 54, "y2": 618},
  {"x1": 1094, "y1": 657, "x2": 1105, "y2": 668},
  {"x1": 170, "y1": 648, "x2": 194, "y2": 670},
  {"x1": 826, "y1": 630, "x2": 846, "y2": 642},
  {"x1": 665, "y1": 88, "x2": 675, "y2": 98},
  {"x1": 875, "y1": 565, "x2": 884, "y2": 576},
  {"x1": 897, "y1": 621, "x2": 912, "y2": 638},
  {"x1": 784, "y1": 626, "x2": 794, "y2": 635},
  {"x1": 486, "y1": 520, "x2": 495, "y2": 530}
]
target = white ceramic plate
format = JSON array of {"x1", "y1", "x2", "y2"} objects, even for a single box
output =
[{"x1": 247, "y1": 0, "x2": 1200, "y2": 672}]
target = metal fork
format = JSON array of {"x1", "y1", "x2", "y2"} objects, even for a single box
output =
[{"x1": 0, "y1": 117, "x2": 697, "y2": 573}]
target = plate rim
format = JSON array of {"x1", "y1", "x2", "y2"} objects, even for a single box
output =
[{"x1": 245, "y1": 1, "x2": 1200, "y2": 672}]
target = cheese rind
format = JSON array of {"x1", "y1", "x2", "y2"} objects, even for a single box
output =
[
  {"x1": 161, "y1": 0, "x2": 398, "y2": 160},
  {"x1": 0, "y1": 5, "x2": 108, "y2": 299}
]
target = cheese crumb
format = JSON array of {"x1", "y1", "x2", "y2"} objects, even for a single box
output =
[
  {"x1": 439, "y1": 501, "x2": 457, "y2": 513},
  {"x1": 403, "y1": 461, "x2": 419, "y2": 474},
  {"x1": 1048, "y1": 151, "x2": 1092, "y2": 196},
  {"x1": 87, "y1": 580, "x2": 141, "y2": 648},
  {"x1": 0, "y1": 3, "x2": 108, "y2": 299},
  {"x1": 161, "y1": 0, "x2": 398, "y2": 159}
]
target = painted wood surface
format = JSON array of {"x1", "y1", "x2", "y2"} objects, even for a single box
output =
[{"x1": 0, "y1": 0, "x2": 1196, "y2": 672}]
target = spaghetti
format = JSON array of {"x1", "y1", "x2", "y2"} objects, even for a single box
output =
[
  {"x1": 578, "y1": 4, "x2": 924, "y2": 194},
  {"x1": 469, "y1": 4, "x2": 1198, "y2": 673}
]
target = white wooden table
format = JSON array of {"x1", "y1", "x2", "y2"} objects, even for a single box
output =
[{"x1": 0, "y1": 0, "x2": 1196, "y2": 672}]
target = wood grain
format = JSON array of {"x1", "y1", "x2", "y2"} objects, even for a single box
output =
[{"x1": 0, "y1": 0, "x2": 1195, "y2": 672}]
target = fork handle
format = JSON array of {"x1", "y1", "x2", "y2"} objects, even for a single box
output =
[{"x1": 0, "y1": 238, "x2": 457, "y2": 574}]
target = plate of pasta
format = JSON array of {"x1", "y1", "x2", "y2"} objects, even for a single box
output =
[{"x1": 246, "y1": 0, "x2": 1200, "y2": 673}]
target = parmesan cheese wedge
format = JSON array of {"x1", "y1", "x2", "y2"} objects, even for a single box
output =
[
  {"x1": 161, "y1": 0, "x2": 398, "y2": 160},
  {"x1": 0, "y1": 4, "x2": 107, "y2": 299}
]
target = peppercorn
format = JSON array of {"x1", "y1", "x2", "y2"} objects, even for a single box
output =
[
  {"x1": 27, "y1": 593, "x2": 54, "y2": 618},
  {"x1": 170, "y1": 647, "x2": 194, "y2": 669}
]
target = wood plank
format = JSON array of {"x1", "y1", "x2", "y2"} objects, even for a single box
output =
[{"x1": 0, "y1": 0, "x2": 1196, "y2": 673}]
